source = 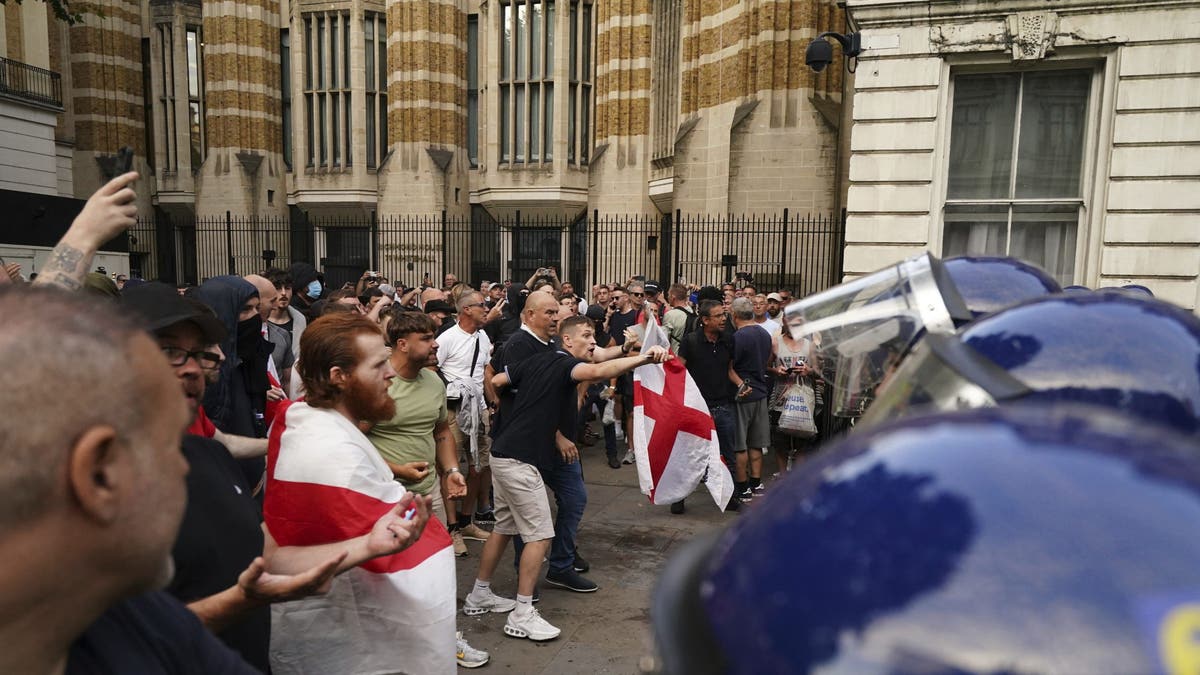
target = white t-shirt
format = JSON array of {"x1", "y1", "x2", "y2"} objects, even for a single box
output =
[
  {"x1": 756, "y1": 317, "x2": 781, "y2": 338},
  {"x1": 437, "y1": 324, "x2": 491, "y2": 397}
]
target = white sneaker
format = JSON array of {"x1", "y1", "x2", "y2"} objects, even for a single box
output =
[
  {"x1": 503, "y1": 606, "x2": 561, "y2": 641},
  {"x1": 456, "y1": 631, "x2": 489, "y2": 668},
  {"x1": 622, "y1": 449, "x2": 636, "y2": 465},
  {"x1": 462, "y1": 589, "x2": 517, "y2": 616}
]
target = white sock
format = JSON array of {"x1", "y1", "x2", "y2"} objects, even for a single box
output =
[
  {"x1": 515, "y1": 593, "x2": 533, "y2": 615},
  {"x1": 471, "y1": 580, "x2": 491, "y2": 596}
]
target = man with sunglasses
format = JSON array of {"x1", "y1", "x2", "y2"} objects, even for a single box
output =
[{"x1": 122, "y1": 282, "x2": 341, "y2": 670}]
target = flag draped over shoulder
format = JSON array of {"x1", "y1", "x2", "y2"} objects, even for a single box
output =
[
  {"x1": 264, "y1": 402, "x2": 457, "y2": 675},
  {"x1": 631, "y1": 315, "x2": 736, "y2": 510}
]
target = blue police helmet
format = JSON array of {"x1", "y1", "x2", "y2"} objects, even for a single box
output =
[
  {"x1": 860, "y1": 292, "x2": 1200, "y2": 436},
  {"x1": 943, "y1": 256, "x2": 1062, "y2": 319},
  {"x1": 1063, "y1": 284, "x2": 1091, "y2": 293},
  {"x1": 652, "y1": 405, "x2": 1200, "y2": 675}
]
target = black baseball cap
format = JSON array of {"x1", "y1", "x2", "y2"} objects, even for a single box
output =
[
  {"x1": 122, "y1": 281, "x2": 226, "y2": 343},
  {"x1": 645, "y1": 280, "x2": 662, "y2": 294}
]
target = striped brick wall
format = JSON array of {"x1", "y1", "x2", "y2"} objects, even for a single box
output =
[
  {"x1": 386, "y1": 0, "x2": 466, "y2": 149},
  {"x1": 202, "y1": 0, "x2": 282, "y2": 155},
  {"x1": 594, "y1": 0, "x2": 651, "y2": 141},
  {"x1": 69, "y1": 0, "x2": 144, "y2": 155}
]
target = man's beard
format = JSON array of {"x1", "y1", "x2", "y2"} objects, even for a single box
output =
[{"x1": 342, "y1": 374, "x2": 396, "y2": 422}]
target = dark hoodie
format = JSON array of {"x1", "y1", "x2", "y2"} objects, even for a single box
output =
[
  {"x1": 192, "y1": 276, "x2": 271, "y2": 435},
  {"x1": 287, "y1": 262, "x2": 321, "y2": 318},
  {"x1": 483, "y1": 282, "x2": 528, "y2": 350}
]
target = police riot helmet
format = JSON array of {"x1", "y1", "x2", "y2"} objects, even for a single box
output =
[
  {"x1": 860, "y1": 292, "x2": 1200, "y2": 436},
  {"x1": 942, "y1": 255, "x2": 1061, "y2": 318},
  {"x1": 652, "y1": 405, "x2": 1200, "y2": 675}
]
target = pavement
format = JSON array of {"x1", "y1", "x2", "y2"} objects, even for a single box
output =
[{"x1": 453, "y1": 436, "x2": 736, "y2": 673}]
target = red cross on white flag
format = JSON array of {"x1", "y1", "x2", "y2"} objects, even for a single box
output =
[{"x1": 631, "y1": 313, "x2": 736, "y2": 510}]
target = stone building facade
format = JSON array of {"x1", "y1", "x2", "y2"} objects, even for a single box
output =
[{"x1": 843, "y1": 0, "x2": 1200, "y2": 309}]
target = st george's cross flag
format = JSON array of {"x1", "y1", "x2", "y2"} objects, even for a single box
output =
[
  {"x1": 264, "y1": 401, "x2": 457, "y2": 675},
  {"x1": 631, "y1": 314, "x2": 736, "y2": 510}
]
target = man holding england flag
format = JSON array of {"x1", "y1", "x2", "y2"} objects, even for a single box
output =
[{"x1": 630, "y1": 302, "x2": 737, "y2": 514}]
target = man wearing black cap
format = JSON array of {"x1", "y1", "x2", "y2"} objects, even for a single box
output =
[
  {"x1": 122, "y1": 283, "x2": 343, "y2": 671},
  {"x1": 425, "y1": 298, "x2": 457, "y2": 336}
]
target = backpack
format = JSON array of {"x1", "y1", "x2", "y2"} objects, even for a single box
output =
[{"x1": 682, "y1": 306, "x2": 699, "y2": 337}]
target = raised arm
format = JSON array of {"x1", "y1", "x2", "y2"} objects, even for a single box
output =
[
  {"x1": 34, "y1": 172, "x2": 139, "y2": 292},
  {"x1": 570, "y1": 346, "x2": 671, "y2": 383}
]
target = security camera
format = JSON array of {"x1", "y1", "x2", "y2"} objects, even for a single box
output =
[
  {"x1": 805, "y1": 32, "x2": 864, "y2": 73},
  {"x1": 805, "y1": 39, "x2": 834, "y2": 72}
]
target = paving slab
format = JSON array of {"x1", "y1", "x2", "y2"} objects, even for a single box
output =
[{"x1": 453, "y1": 440, "x2": 736, "y2": 673}]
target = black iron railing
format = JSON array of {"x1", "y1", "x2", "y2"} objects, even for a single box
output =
[
  {"x1": 128, "y1": 210, "x2": 846, "y2": 296},
  {"x1": 0, "y1": 57, "x2": 63, "y2": 108}
]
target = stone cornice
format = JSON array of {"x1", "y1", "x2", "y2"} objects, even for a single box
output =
[{"x1": 847, "y1": 0, "x2": 1200, "y2": 28}]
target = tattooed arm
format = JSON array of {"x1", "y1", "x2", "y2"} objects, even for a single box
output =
[{"x1": 34, "y1": 172, "x2": 139, "y2": 292}]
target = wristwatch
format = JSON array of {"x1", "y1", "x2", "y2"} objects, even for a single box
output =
[{"x1": 443, "y1": 466, "x2": 461, "y2": 476}]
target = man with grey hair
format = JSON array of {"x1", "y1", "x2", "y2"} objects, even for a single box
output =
[
  {"x1": 436, "y1": 290, "x2": 496, "y2": 550},
  {"x1": 728, "y1": 296, "x2": 773, "y2": 503},
  {"x1": 0, "y1": 286, "x2": 257, "y2": 673}
]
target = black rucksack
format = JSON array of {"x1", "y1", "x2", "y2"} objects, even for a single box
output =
[{"x1": 681, "y1": 306, "x2": 699, "y2": 338}]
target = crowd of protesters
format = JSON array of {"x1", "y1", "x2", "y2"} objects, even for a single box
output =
[{"x1": 0, "y1": 172, "x2": 819, "y2": 674}]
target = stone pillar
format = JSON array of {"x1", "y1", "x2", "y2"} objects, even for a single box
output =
[
  {"x1": 68, "y1": 0, "x2": 149, "y2": 207},
  {"x1": 196, "y1": 0, "x2": 286, "y2": 217},
  {"x1": 378, "y1": 0, "x2": 468, "y2": 217},
  {"x1": 587, "y1": 0, "x2": 653, "y2": 214}
]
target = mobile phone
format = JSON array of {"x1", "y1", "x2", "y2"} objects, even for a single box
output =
[{"x1": 117, "y1": 145, "x2": 134, "y2": 174}]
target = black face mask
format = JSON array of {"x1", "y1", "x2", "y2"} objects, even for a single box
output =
[{"x1": 237, "y1": 316, "x2": 264, "y2": 356}]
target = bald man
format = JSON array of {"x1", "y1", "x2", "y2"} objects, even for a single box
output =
[{"x1": 0, "y1": 286, "x2": 257, "y2": 673}]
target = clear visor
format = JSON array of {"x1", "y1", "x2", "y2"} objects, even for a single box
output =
[
  {"x1": 856, "y1": 332, "x2": 1031, "y2": 430},
  {"x1": 783, "y1": 253, "x2": 970, "y2": 417}
]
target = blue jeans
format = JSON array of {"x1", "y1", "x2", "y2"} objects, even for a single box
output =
[
  {"x1": 582, "y1": 383, "x2": 617, "y2": 458},
  {"x1": 513, "y1": 454, "x2": 588, "y2": 575},
  {"x1": 710, "y1": 403, "x2": 737, "y2": 471}
]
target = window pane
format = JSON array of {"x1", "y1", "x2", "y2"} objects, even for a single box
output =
[
  {"x1": 516, "y1": 3, "x2": 527, "y2": 79},
  {"x1": 189, "y1": 101, "x2": 203, "y2": 171},
  {"x1": 501, "y1": 4, "x2": 511, "y2": 80},
  {"x1": 500, "y1": 85, "x2": 510, "y2": 162},
  {"x1": 1016, "y1": 70, "x2": 1090, "y2": 198},
  {"x1": 568, "y1": 86, "x2": 576, "y2": 162},
  {"x1": 332, "y1": 95, "x2": 340, "y2": 162},
  {"x1": 545, "y1": 3, "x2": 554, "y2": 77},
  {"x1": 186, "y1": 30, "x2": 200, "y2": 98},
  {"x1": 569, "y1": 3, "x2": 577, "y2": 81},
  {"x1": 378, "y1": 36, "x2": 387, "y2": 91},
  {"x1": 380, "y1": 93, "x2": 388, "y2": 151},
  {"x1": 943, "y1": 204, "x2": 1009, "y2": 258},
  {"x1": 317, "y1": 18, "x2": 325, "y2": 89},
  {"x1": 581, "y1": 84, "x2": 590, "y2": 162},
  {"x1": 468, "y1": 91, "x2": 478, "y2": 166},
  {"x1": 319, "y1": 93, "x2": 327, "y2": 164},
  {"x1": 281, "y1": 30, "x2": 291, "y2": 94},
  {"x1": 531, "y1": 2, "x2": 541, "y2": 79},
  {"x1": 530, "y1": 85, "x2": 540, "y2": 160},
  {"x1": 582, "y1": 4, "x2": 591, "y2": 78},
  {"x1": 305, "y1": 19, "x2": 313, "y2": 89},
  {"x1": 343, "y1": 16, "x2": 350, "y2": 88},
  {"x1": 366, "y1": 22, "x2": 375, "y2": 89},
  {"x1": 544, "y1": 82, "x2": 553, "y2": 160},
  {"x1": 947, "y1": 73, "x2": 1018, "y2": 199},
  {"x1": 344, "y1": 94, "x2": 351, "y2": 165},
  {"x1": 1011, "y1": 204, "x2": 1078, "y2": 285},
  {"x1": 366, "y1": 93, "x2": 376, "y2": 168},
  {"x1": 515, "y1": 83, "x2": 525, "y2": 162},
  {"x1": 306, "y1": 94, "x2": 314, "y2": 165},
  {"x1": 467, "y1": 16, "x2": 478, "y2": 89}
]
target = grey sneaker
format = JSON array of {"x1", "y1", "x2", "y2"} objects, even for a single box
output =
[
  {"x1": 456, "y1": 631, "x2": 489, "y2": 668},
  {"x1": 451, "y1": 530, "x2": 468, "y2": 557},
  {"x1": 459, "y1": 523, "x2": 492, "y2": 542},
  {"x1": 503, "y1": 606, "x2": 561, "y2": 641},
  {"x1": 462, "y1": 589, "x2": 517, "y2": 616},
  {"x1": 622, "y1": 449, "x2": 636, "y2": 465}
]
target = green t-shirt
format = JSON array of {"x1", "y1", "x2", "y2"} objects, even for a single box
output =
[{"x1": 366, "y1": 369, "x2": 447, "y2": 495}]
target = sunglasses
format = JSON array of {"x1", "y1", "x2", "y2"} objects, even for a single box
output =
[{"x1": 631, "y1": 292, "x2": 645, "y2": 297}]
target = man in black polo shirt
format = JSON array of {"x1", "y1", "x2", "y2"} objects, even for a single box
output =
[
  {"x1": 677, "y1": 299, "x2": 740, "y2": 514},
  {"x1": 484, "y1": 291, "x2": 596, "y2": 593},
  {"x1": 464, "y1": 315, "x2": 670, "y2": 642}
]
